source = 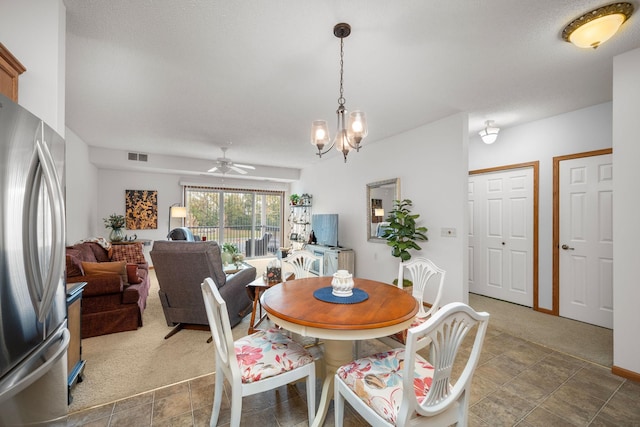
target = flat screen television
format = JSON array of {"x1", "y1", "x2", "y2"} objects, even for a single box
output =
[{"x1": 312, "y1": 214, "x2": 339, "y2": 247}]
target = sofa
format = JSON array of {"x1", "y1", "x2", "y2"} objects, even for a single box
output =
[
  {"x1": 65, "y1": 241, "x2": 151, "y2": 338},
  {"x1": 150, "y1": 240, "x2": 256, "y2": 334}
]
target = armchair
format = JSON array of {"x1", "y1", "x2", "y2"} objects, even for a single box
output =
[
  {"x1": 150, "y1": 241, "x2": 256, "y2": 338},
  {"x1": 167, "y1": 227, "x2": 196, "y2": 241}
]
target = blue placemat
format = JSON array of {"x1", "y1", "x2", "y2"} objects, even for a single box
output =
[{"x1": 313, "y1": 287, "x2": 369, "y2": 304}]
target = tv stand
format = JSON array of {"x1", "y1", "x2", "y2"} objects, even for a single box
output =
[{"x1": 306, "y1": 244, "x2": 355, "y2": 276}]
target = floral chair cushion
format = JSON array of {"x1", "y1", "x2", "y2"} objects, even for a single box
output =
[
  {"x1": 235, "y1": 328, "x2": 314, "y2": 383},
  {"x1": 390, "y1": 315, "x2": 428, "y2": 344},
  {"x1": 336, "y1": 348, "x2": 435, "y2": 424}
]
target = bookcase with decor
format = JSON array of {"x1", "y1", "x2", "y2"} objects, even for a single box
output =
[{"x1": 288, "y1": 193, "x2": 312, "y2": 248}]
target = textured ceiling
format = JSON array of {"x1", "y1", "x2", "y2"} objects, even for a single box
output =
[{"x1": 64, "y1": 0, "x2": 640, "y2": 176}]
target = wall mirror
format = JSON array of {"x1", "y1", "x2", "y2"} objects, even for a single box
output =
[{"x1": 367, "y1": 178, "x2": 400, "y2": 242}]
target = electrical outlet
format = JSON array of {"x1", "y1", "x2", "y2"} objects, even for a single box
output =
[{"x1": 441, "y1": 227, "x2": 457, "y2": 237}]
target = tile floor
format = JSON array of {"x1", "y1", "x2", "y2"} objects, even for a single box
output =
[{"x1": 67, "y1": 326, "x2": 640, "y2": 427}]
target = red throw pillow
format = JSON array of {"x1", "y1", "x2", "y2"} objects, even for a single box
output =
[{"x1": 126, "y1": 263, "x2": 143, "y2": 284}]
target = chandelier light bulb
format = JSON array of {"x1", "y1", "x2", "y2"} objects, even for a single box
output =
[{"x1": 310, "y1": 120, "x2": 330, "y2": 149}]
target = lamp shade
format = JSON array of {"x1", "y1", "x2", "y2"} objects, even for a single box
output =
[
  {"x1": 334, "y1": 128, "x2": 353, "y2": 153},
  {"x1": 347, "y1": 111, "x2": 368, "y2": 144},
  {"x1": 310, "y1": 120, "x2": 330, "y2": 149},
  {"x1": 170, "y1": 206, "x2": 187, "y2": 218}
]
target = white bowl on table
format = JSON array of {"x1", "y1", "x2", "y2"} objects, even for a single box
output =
[{"x1": 331, "y1": 270, "x2": 354, "y2": 297}]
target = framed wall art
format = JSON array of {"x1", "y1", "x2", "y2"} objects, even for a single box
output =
[{"x1": 125, "y1": 189, "x2": 158, "y2": 230}]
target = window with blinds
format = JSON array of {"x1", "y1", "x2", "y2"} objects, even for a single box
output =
[{"x1": 183, "y1": 186, "x2": 284, "y2": 258}]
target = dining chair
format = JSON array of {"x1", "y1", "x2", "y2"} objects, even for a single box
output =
[
  {"x1": 281, "y1": 250, "x2": 324, "y2": 349},
  {"x1": 385, "y1": 257, "x2": 446, "y2": 346},
  {"x1": 335, "y1": 302, "x2": 490, "y2": 427},
  {"x1": 282, "y1": 249, "x2": 323, "y2": 278},
  {"x1": 200, "y1": 277, "x2": 316, "y2": 427}
]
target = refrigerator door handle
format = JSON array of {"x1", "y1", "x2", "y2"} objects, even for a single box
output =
[
  {"x1": 22, "y1": 121, "x2": 66, "y2": 324},
  {"x1": 0, "y1": 327, "x2": 69, "y2": 405}
]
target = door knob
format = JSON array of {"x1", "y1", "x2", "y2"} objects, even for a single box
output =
[{"x1": 561, "y1": 244, "x2": 575, "y2": 250}]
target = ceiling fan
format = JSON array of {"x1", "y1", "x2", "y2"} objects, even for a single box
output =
[{"x1": 207, "y1": 146, "x2": 256, "y2": 175}]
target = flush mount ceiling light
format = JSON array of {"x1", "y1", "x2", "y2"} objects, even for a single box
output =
[
  {"x1": 562, "y1": 2, "x2": 634, "y2": 49},
  {"x1": 311, "y1": 23, "x2": 368, "y2": 163},
  {"x1": 479, "y1": 120, "x2": 500, "y2": 144}
]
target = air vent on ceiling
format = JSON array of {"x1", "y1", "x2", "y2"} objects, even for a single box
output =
[{"x1": 128, "y1": 152, "x2": 148, "y2": 162}]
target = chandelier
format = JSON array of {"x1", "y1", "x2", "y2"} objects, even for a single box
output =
[{"x1": 311, "y1": 23, "x2": 368, "y2": 162}]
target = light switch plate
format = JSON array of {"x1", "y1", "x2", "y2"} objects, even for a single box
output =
[{"x1": 441, "y1": 227, "x2": 457, "y2": 237}]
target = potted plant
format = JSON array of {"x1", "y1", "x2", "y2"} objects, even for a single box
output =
[
  {"x1": 103, "y1": 213, "x2": 126, "y2": 242},
  {"x1": 289, "y1": 193, "x2": 300, "y2": 206},
  {"x1": 381, "y1": 199, "x2": 428, "y2": 287}
]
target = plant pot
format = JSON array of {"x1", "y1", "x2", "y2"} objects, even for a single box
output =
[
  {"x1": 221, "y1": 252, "x2": 232, "y2": 266},
  {"x1": 109, "y1": 228, "x2": 125, "y2": 242}
]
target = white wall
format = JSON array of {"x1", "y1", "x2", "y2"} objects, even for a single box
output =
[
  {"x1": 96, "y1": 168, "x2": 290, "y2": 264},
  {"x1": 0, "y1": 0, "x2": 66, "y2": 134},
  {"x1": 293, "y1": 113, "x2": 469, "y2": 305},
  {"x1": 612, "y1": 48, "x2": 640, "y2": 375},
  {"x1": 468, "y1": 103, "x2": 612, "y2": 310},
  {"x1": 65, "y1": 128, "x2": 99, "y2": 244}
]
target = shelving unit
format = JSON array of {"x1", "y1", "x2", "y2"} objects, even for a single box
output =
[{"x1": 288, "y1": 202, "x2": 311, "y2": 248}]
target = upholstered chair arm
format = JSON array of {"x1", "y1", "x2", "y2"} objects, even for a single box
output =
[
  {"x1": 69, "y1": 274, "x2": 123, "y2": 297},
  {"x1": 224, "y1": 266, "x2": 257, "y2": 289}
]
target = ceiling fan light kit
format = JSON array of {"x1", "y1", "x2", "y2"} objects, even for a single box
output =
[
  {"x1": 562, "y1": 2, "x2": 634, "y2": 49},
  {"x1": 207, "y1": 146, "x2": 255, "y2": 175},
  {"x1": 311, "y1": 23, "x2": 368, "y2": 163}
]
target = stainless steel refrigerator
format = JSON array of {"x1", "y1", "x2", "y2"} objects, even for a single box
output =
[{"x1": 0, "y1": 93, "x2": 70, "y2": 426}]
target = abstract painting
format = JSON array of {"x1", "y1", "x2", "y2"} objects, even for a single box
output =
[{"x1": 125, "y1": 189, "x2": 157, "y2": 230}]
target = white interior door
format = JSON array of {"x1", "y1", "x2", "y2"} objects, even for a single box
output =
[
  {"x1": 469, "y1": 168, "x2": 533, "y2": 306},
  {"x1": 559, "y1": 154, "x2": 613, "y2": 328}
]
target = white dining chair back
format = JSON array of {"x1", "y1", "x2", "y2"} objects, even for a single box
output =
[
  {"x1": 201, "y1": 277, "x2": 316, "y2": 427},
  {"x1": 335, "y1": 302, "x2": 489, "y2": 427},
  {"x1": 283, "y1": 250, "x2": 323, "y2": 279},
  {"x1": 398, "y1": 257, "x2": 446, "y2": 319}
]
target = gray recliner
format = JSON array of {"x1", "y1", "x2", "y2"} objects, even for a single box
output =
[{"x1": 150, "y1": 240, "x2": 256, "y2": 338}]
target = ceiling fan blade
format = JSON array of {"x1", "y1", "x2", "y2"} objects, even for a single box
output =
[
  {"x1": 229, "y1": 166, "x2": 248, "y2": 174},
  {"x1": 207, "y1": 166, "x2": 219, "y2": 173},
  {"x1": 233, "y1": 163, "x2": 256, "y2": 170}
]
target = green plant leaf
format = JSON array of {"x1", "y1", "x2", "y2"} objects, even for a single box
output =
[{"x1": 381, "y1": 198, "x2": 429, "y2": 261}]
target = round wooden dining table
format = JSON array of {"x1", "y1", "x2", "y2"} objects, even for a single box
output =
[{"x1": 261, "y1": 276, "x2": 418, "y2": 427}]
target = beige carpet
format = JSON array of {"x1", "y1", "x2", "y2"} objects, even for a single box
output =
[
  {"x1": 469, "y1": 293, "x2": 613, "y2": 367},
  {"x1": 68, "y1": 269, "x2": 234, "y2": 412},
  {"x1": 68, "y1": 273, "x2": 614, "y2": 413}
]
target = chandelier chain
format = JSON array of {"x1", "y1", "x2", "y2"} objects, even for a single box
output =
[{"x1": 338, "y1": 37, "x2": 345, "y2": 107}]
